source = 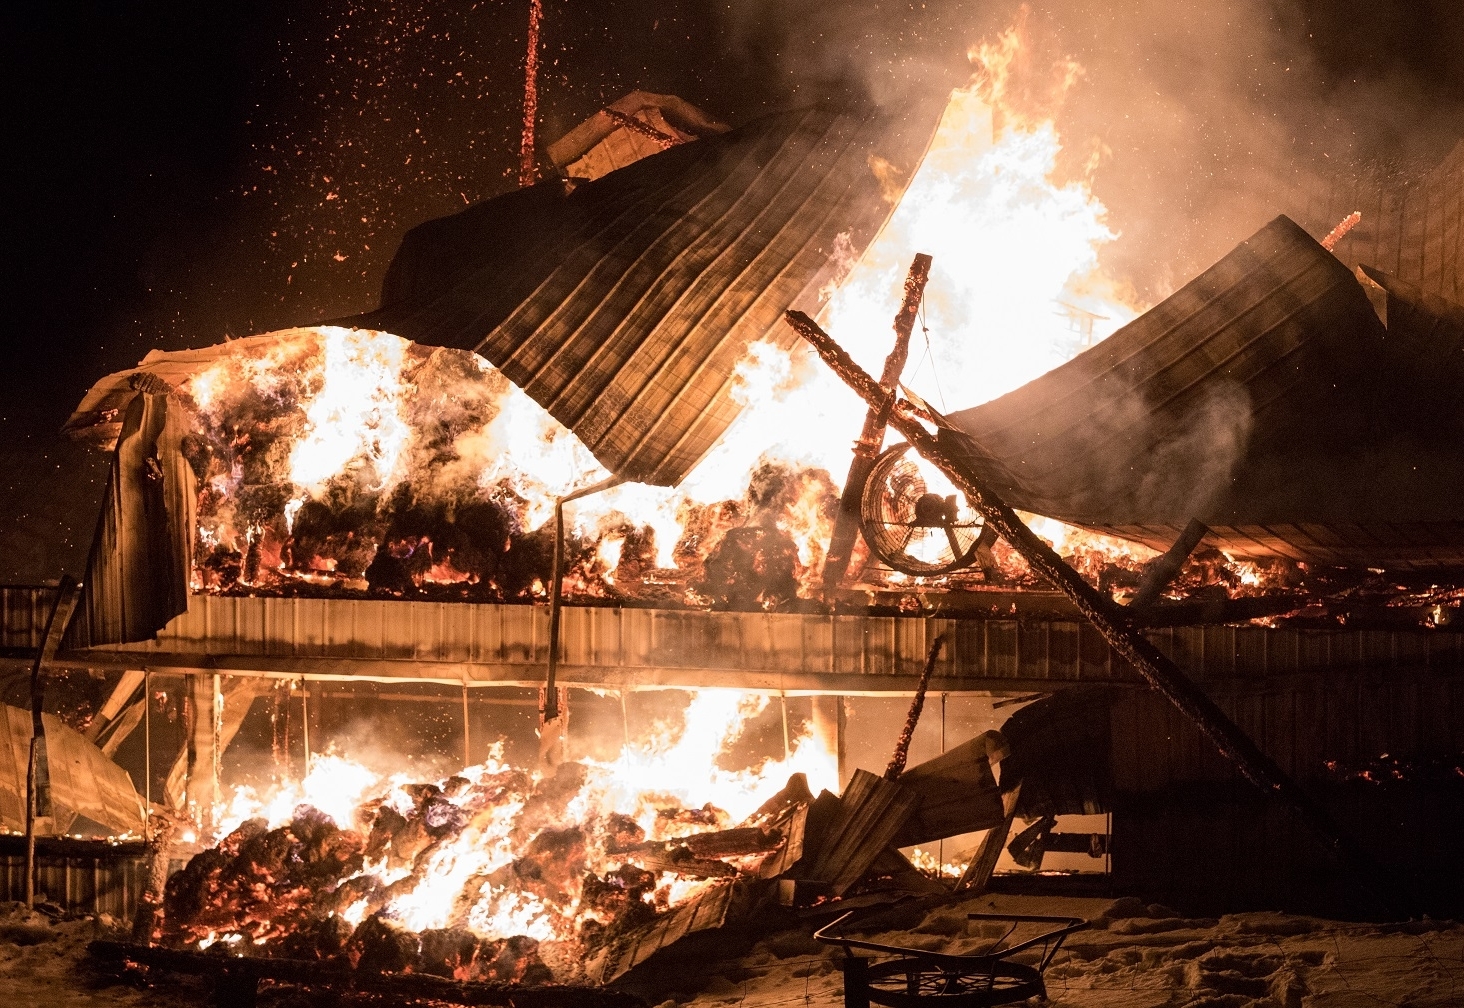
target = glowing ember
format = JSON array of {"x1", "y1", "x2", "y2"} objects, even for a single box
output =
[{"x1": 166, "y1": 689, "x2": 838, "y2": 979}]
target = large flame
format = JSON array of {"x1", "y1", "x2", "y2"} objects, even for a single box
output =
[
  {"x1": 180, "y1": 31, "x2": 1146, "y2": 602},
  {"x1": 161, "y1": 23, "x2": 1165, "y2": 977},
  {"x1": 201, "y1": 689, "x2": 838, "y2": 952}
]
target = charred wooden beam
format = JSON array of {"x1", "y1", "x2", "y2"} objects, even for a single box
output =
[
  {"x1": 821, "y1": 253, "x2": 933, "y2": 596},
  {"x1": 610, "y1": 825, "x2": 785, "y2": 860},
  {"x1": 636, "y1": 851, "x2": 739, "y2": 878},
  {"x1": 884, "y1": 631, "x2": 947, "y2": 780},
  {"x1": 600, "y1": 108, "x2": 679, "y2": 149},
  {"x1": 786, "y1": 308, "x2": 1409, "y2": 914},
  {"x1": 89, "y1": 940, "x2": 648, "y2": 1008},
  {"x1": 1128, "y1": 519, "x2": 1208, "y2": 612},
  {"x1": 84, "y1": 669, "x2": 145, "y2": 743}
]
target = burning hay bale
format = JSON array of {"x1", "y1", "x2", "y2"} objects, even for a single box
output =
[
  {"x1": 152, "y1": 760, "x2": 790, "y2": 984},
  {"x1": 71, "y1": 327, "x2": 848, "y2": 615},
  {"x1": 143, "y1": 705, "x2": 1011, "y2": 991}
]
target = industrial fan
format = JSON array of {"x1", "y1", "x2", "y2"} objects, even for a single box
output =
[{"x1": 859, "y1": 443, "x2": 984, "y2": 576}]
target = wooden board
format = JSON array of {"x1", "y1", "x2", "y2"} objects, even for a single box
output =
[
  {"x1": 806, "y1": 769, "x2": 919, "y2": 896},
  {"x1": 892, "y1": 730, "x2": 1007, "y2": 847}
]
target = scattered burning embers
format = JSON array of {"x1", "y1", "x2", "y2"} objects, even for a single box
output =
[{"x1": 151, "y1": 692, "x2": 839, "y2": 984}]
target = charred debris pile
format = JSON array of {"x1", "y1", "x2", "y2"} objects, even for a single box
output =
[{"x1": 135, "y1": 721, "x2": 1018, "y2": 991}]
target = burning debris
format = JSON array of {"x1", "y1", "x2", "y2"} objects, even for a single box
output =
[
  {"x1": 98, "y1": 327, "x2": 841, "y2": 611},
  {"x1": 132, "y1": 682, "x2": 1023, "y2": 991}
]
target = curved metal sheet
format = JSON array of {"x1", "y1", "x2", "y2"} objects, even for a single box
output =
[
  {"x1": 946, "y1": 216, "x2": 1464, "y2": 570},
  {"x1": 349, "y1": 103, "x2": 941, "y2": 486}
]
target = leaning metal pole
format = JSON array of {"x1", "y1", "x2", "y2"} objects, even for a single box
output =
[
  {"x1": 786, "y1": 309, "x2": 1407, "y2": 913},
  {"x1": 542, "y1": 474, "x2": 625, "y2": 765},
  {"x1": 821, "y1": 253, "x2": 934, "y2": 597}
]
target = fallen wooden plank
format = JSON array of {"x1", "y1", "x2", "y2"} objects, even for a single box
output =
[
  {"x1": 636, "y1": 851, "x2": 738, "y2": 879},
  {"x1": 806, "y1": 769, "x2": 919, "y2": 896},
  {"x1": 892, "y1": 730, "x2": 1008, "y2": 848},
  {"x1": 955, "y1": 783, "x2": 1022, "y2": 894},
  {"x1": 583, "y1": 880, "x2": 735, "y2": 984}
]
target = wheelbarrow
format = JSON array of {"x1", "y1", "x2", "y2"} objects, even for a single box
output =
[{"x1": 814, "y1": 910, "x2": 1086, "y2": 1007}]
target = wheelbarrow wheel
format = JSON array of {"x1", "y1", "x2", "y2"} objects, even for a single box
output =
[{"x1": 860, "y1": 956, "x2": 1047, "y2": 1008}]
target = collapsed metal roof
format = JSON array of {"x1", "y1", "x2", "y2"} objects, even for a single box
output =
[
  {"x1": 944, "y1": 215, "x2": 1464, "y2": 570},
  {"x1": 0, "y1": 705, "x2": 145, "y2": 836},
  {"x1": 346, "y1": 102, "x2": 940, "y2": 487}
]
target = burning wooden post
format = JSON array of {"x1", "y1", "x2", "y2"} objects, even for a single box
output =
[
  {"x1": 518, "y1": 0, "x2": 544, "y2": 187},
  {"x1": 884, "y1": 631, "x2": 947, "y2": 780},
  {"x1": 820, "y1": 253, "x2": 934, "y2": 597},
  {"x1": 785, "y1": 308, "x2": 1408, "y2": 912}
]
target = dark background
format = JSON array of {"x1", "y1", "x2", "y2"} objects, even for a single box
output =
[{"x1": 4, "y1": 0, "x2": 1462, "y2": 583}]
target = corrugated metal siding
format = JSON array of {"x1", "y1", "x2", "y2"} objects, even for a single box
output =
[
  {"x1": 0, "y1": 839, "x2": 147, "y2": 921},
  {"x1": 1359, "y1": 265, "x2": 1464, "y2": 434},
  {"x1": 352, "y1": 104, "x2": 940, "y2": 486},
  {"x1": 62, "y1": 594, "x2": 1464, "y2": 693},
  {"x1": 64, "y1": 391, "x2": 194, "y2": 649},
  {"x1": 1290, "y1": 139, "x2": 1464, "y2": 303},
  {"x1": 0, "y1": 585, "x2": 57, "y2": 652},
  {"x1": 1112, "y1": 785, "x2": 1464, "y2": 917},
  {"x1": 1110, "y1": 667, "x2": 1464, "y2": 790},
  {"x1": 946, "y1": 215, "x2": 1464, "y2": 570},
  {"x1": 0, "y1": 706, "x2": 146, "y2": 836}
]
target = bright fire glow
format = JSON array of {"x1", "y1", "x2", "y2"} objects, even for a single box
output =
[
  {"x1": 164, "y1": 19, "x2": 1162, "y2": 976},
  {"x1": 288, "y1": 327, "x2": 411, "y2": 494},
  {"x1": 176, "y1": 22, "x2": 1149, "y2": 602},
  {"x1": 204, "y1": 690, "x2": 838, "y2": 951}
]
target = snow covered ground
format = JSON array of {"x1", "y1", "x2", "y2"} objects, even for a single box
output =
[
  {"x1": 2, "y1": 895, "x2": 1460, "y2": 1007},
  {"x1": 667, "y1": 894, "x2": 1464, "y2": 1008}
]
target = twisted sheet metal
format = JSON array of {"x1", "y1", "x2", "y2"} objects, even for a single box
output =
[
  {"x1": 351, "y1": 103, "x2": 940, "y2": 487},
  {"x1": 944, "y1": 215, "x2": 1464, "y2": 570}
]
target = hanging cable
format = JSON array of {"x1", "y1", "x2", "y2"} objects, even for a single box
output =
[{"x1": 916, "y1": 300, "x2": 948, "y2": 411}]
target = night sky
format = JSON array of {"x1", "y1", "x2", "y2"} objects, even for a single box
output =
[{"x1": 3, "y1": 0, "x2": 1462, "y2": 582}]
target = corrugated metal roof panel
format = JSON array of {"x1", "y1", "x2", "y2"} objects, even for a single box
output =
[
  {"x1": 350, "y1": 103, "x2": 939, "y2": 486},
  {"x1": 0, "y1": 705, "x2": 144, "y2": 837},
  {"x1": 64, "y1": 391, "x2": 195, "y2": 648},
  {"x1": 945, "y1": 215, "x2": 1464, "y2": 570}
]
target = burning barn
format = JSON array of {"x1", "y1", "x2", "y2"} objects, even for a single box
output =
[{"x1": 5, "y1": 54, "x2": 1464, "y2": 1003}]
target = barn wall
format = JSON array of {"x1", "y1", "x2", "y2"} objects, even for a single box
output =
[
  {"x1": 0, "y1": 836, "x2": 148, "y2": 921},
  {"x1": 1291, "y1": 140, "x2": 1464, "y2": 302},
  {"x1": 61, "y1": 594, "x2": 1464, "y2": 695},
  {"x1": 1108, "y1": 662, "x2": 1464, "y2": 917}
]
